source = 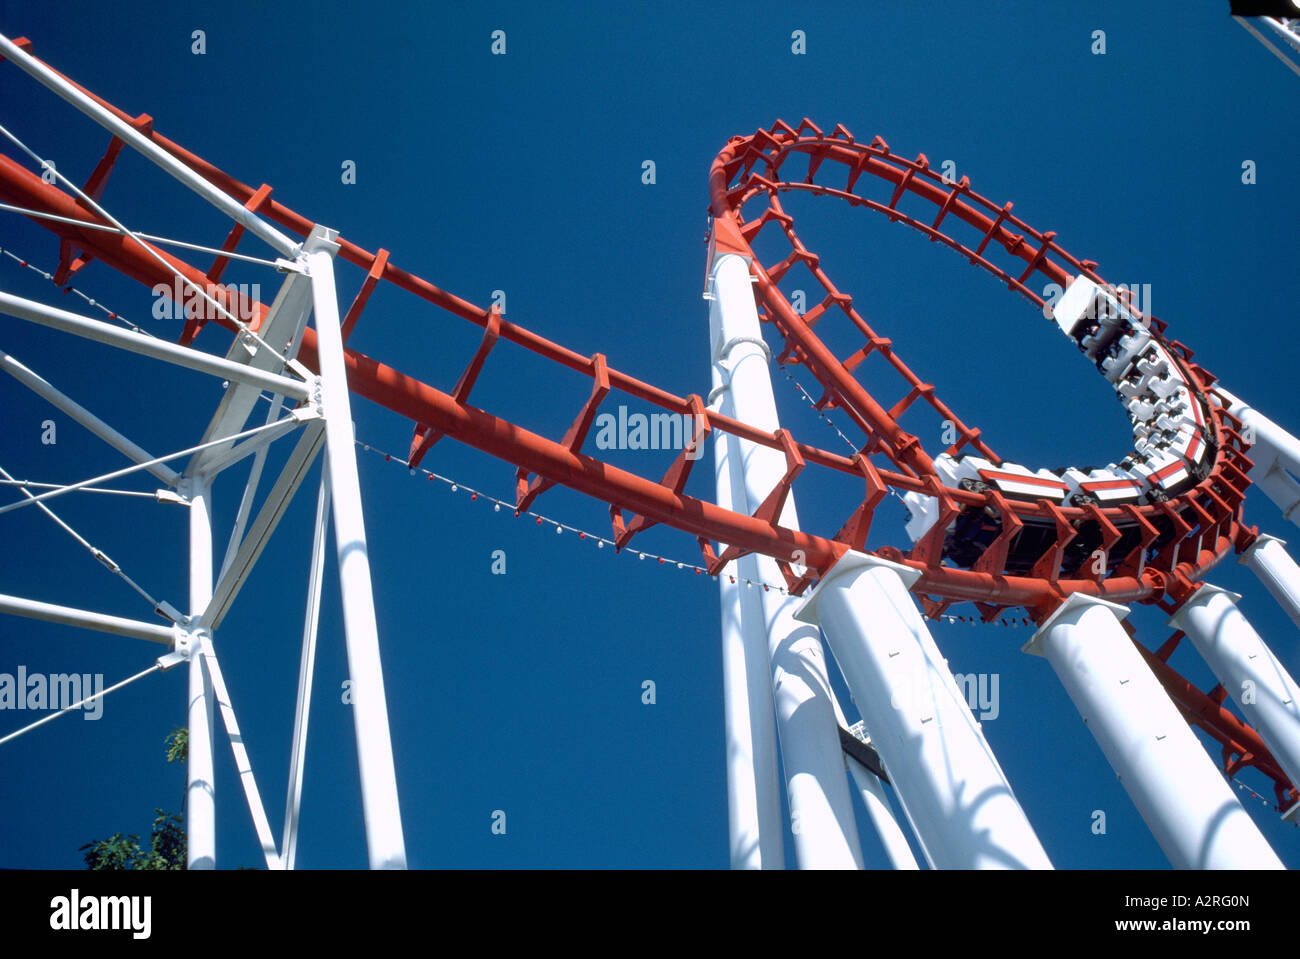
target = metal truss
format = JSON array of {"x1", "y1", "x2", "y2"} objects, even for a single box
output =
[{"x1": 0, "y1": 27, "x2": 1297, "y2": 866}]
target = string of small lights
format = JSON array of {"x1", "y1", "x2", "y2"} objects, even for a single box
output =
[
  {"x1": 0, "y1": 245, "x2": 1034, "y2": 625},
  {"x1": 1229, "y1": 776, "x2": 1299, "y2": 823},
  {"x1": 352, "y1": 435, "x2": 1037, "y2": 627},
  {"x1": 352, "y1": 437, "x2": 795, "y2": 591},
  {"x1": 0, "y1": 246, "x2": 157, "y2": 337}
]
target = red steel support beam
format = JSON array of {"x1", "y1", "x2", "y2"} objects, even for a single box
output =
[{"x1": 0, "y1": 79, "x2": 1242, "y2": 609}]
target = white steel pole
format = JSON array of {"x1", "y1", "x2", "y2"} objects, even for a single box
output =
[
  {"x1": 283, "y1": 468, "x2": 330, "y2": 870},
  {"x1": 797, "y1": 552, "x2": 1052, "y2": 869},
  {"x1": 220, "y1": 395, "x2": 286, "y2": 580},
  {"x1": 200, "y1": 640, "x2": 283, "y2": 869},
  {"x1": 0, "y1": 348, "x2": 180, "y2": 486},
  {"x1": 0, "y1": 592, "x2": 175, "y2": 643},
  {"x1": 709, "y1": 368, "x2": 784, "y2": 869},
  {"x1": 1170, "y1": 584, "x2": 1300, "y2": 800},
  {"x1": 304, "y1": 228, "x2": 406, "y2": 869},
  {"x1": 1218, "y1": 387, "x2": 1300, "y2": 482},
  {"x1": 0, "y1": 33, "x2": 299, "y2": 258},
  {"x1": 1240, "y1": 534, "x2": 1300, "y2": 632},
  {"x1": 844, "y1": 755, "x2": 920, "y2": 870},
  {"x1": 1027, "y1": 593, "x2": 1283, "y2": 869},
  {"x1": 827, "y1": 679, "x2": 921, "y2": 870},
  {"x1": 1252, "y1": 466, "x2": 1300, "y2": 528},
  {"x1": 710, "y1": 251, "x2": 863, "y2": 869},
  {"x1": 0, "y1": 292, "x2": 312, "y2": 401},
  {"x1": 186, "y1": 477, "x2": 216, "y2": 870}
]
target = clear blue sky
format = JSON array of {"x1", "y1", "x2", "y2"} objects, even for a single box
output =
[{"x1": 0, "y1": 0, "x2": 1297, "y2": 868}]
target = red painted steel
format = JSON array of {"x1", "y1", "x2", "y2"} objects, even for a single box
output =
[{"x1": 0, "y1": 45, "x2": 1290, "y2": 804}]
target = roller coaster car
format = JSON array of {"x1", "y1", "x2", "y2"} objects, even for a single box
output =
[
  {"x1": 942, "y1": 479, "x2": 1002, "y2": 568},
  {"x1": 941, "y1": 477, "x2": 1185, "y2": 577},
  {"x1": 941, "y1": 476, "x2": 1075, "y2": 574}
]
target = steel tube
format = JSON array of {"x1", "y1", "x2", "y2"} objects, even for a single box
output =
[
  {"x1": 1240, "y1": 534, "x2": 1300, "y2": 632},
  {"x1": 712, "y1": 251, "x2": 863, "y2": 869},
  {"x1": 186, "y1": 478, "x2": 216, "y2": 870},
  {"x1": 1170, "y1": 584, "x2": 1300, "y2": 806},
  {"x1": 306, "y1": 232, "x2": 406, "y2": 869},
  {"x1": 0, "y1": 347, "x2": 180, "y2": 485},
  {"x1": 845, "y1": 754, "x2": 920, "y2": 870},
  {"x1": 799, "y1": 552, "x2": 1052, "y2": 869},
  {"x1": 0, "y1": 291, "x2": 311, "y2": 401},
  {"x1": 1028, "y1": 593, "x2": 1282, "y2": 869},
  {"x1": 0, "y1": 592, "x2": 174, "y2": 643},
  {"x1": 709, "y1": 360, "x2": 783, "y2": 869},
  {"x1": 0, "y1": 33, "x2": 298, "y2": 257}
]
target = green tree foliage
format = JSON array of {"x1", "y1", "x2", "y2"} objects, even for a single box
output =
[
  {"x1": 80, "y1": 810, "x2": 186, "y2": 870},
  {"x1": 165, "y1": 727, "x2": 188, "y2": 764},
  {"x1": 81, "y1": 729, "x2": 188, "y2": 870}
]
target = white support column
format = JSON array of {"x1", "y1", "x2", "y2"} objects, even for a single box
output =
[
  {"x1": 709, "y1": 366, "x2": 783, "y2": 869},
  {"x1": 1027, "y1": 593, "x2": 1282, "y2": 869},
  {"x1": 1217, "y1": 388, "x2": 1300, "y2": 527},
  {"x1": 710, "y1": 251, "x2": 863, "y2": 869},
  {"x1": 1240, "y1": 535, "x2": 1300, "y2": 632},
  {"x1": 830, "y1": 683, "x2": 921, "y2": 870},
  {"x1": 1219, "y1": 387, "x2": 1300, "y2": 478},
  {"x1": 304, "y1": 228, "x2": 406, "y2": 870},
  {"x1": 186, "y1": 477, "x2": 216, "y2": 870},
  {"x1": 797, "y1": 552, "x2": 1052, "y2": 869},
  {"x1": 1170, "y1": 584, "x2": 1300, "y2": 804},
  {"x1": 1252, "y1": 466, "x2": 1300, "y2": 529},
  {"x1": 844, "y1": 753, "x2": 920, "y2": 870}
]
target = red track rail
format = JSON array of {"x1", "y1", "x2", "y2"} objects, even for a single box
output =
[
  {"x1": 0, "y1": 42, "x2": 1291, "y2": 808},
  {"x1": 707, "y1": 119, "x2": 1255, "y2": 618}
]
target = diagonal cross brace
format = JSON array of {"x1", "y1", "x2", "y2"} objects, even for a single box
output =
[
  {"x1": 341, "y1": 247, "x2": 389, "y2": 343},
  {"x1": 52, "y1": 116, "x2": 153, "y2": 285},
  {"x1": 615, "y1": 395, "x2": 712, "y2": 548},
  {"x1": 1028, "y1": 499, "x2": 1077, "y2": 586},
  {"x1": 970, "y1": 489, "x2": 1024, "y2": 578},
  {"x1": 410, "y1": 303, "x2": 500, "y2": 469},
  {"x1": 180, "y1": 183, "x2": 275, "y2": 347},
  {"x1": 515, "y1": 352, "x2": 609, "y2": 513},
  {"x1": 206, "y1": 183, "x2": 273, "y2": 285}
]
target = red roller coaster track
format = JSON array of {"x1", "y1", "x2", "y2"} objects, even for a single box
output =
[{"x1": 0, "y1": 38, "x2": 1291, "y2": 809}]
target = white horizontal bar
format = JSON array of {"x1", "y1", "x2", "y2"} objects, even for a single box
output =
[
  {"x1": 0, "y1": 291, "x2": 311, "y2": 400},
  {"x1": 0, "y1": 591, "x2": 174, "y2": 643}
]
